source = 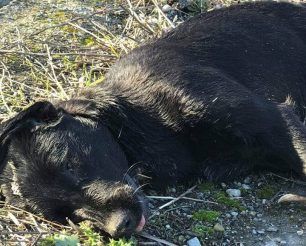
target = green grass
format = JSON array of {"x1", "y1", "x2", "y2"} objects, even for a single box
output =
[
  {"x1": 256, "y1": 185, "x2": 277, "y2": 199},
  {"x1": 192, "y1": 224, "x2": 215, "y2": 236},
  {"x1": 192, "y1": 210, "x2": 221, "y2": 223},
  {"x1": 213, "y1": 192, "x2": 245, "y2": 211},
  {"x1": 39, "y1": 222, "x2": 135, "y2": 246}
]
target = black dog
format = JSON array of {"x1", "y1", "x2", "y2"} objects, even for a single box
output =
[{"x1": 1, "y1": 1, "x2": 306, "y2": 238}]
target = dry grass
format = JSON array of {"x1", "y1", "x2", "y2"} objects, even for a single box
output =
[
  {"x1": 0, "y1": 0, "x2": 257, "y2": 245},
  {"x1": 0, "y1": 0, "x2": 191, "y2": 244}
]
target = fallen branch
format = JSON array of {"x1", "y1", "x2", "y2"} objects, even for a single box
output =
[
  {"x1": 138, "y1": 232, "x2": 178, "y2": 246},
  {"x1": 147, "y1": 195, "x2": 218, "y2": 205},
  {"x1": 158, "y1": 185, "x2": 197, "y2": 210},
  {"x1": 268, "y1": 173, "x2": 306, "y2": 186}
]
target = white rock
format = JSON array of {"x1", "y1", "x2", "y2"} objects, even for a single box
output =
[
  {"x1": 231, "y1": 211, "x2": 238, "y2": 217},
  {"x1": 242, "y1": 184, "x2": 251, "y2": 190},
  {"x1": 267, "y1": 226, "x2": 278, "y2": 232},
  {"x1": 244, "y1": 177, "x2": 251, "y2": 183},
  {"x1": 297, "y1": 229, "x2": 304, "y2": 236},
  {"x1": 226, "y1": 189, "x2": 241, "y2": 197},
  {"x1": 257, "y1": 229, "x2": 265, "y2": 234},
  {"x1": 187, "y1": 237, "x2": 201, "y2": 246},
  {"x1": 162, "y1": 4, "x2": 172, "y2": 13},
  {"x1": 213, "y1": 223, "x2": 225, "y2": 232}
]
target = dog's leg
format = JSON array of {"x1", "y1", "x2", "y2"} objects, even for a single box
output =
[{"x1": 276, "y1": 100, "x2": 306, "y2": 204}]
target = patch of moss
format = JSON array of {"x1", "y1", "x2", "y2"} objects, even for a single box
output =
[
  {"x1": 199, "y1": 182, "x2": 216, "y2": 192},
  {"x1": 213, "y1": 192, "x2": 245, "y2": 211},
  {"x1": 192, "y1": 210, "x2": 220, "y2": 222},
  {"x1": 192, "y1": 224, "x2": 214, "y2": 236},
  {"x1": 256, "y1": 185, "x2": 277, "y2": 199}
]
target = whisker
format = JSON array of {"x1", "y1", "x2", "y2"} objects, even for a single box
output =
[
  {"x1": 133, "y1": 183, "x2": 149, "y2": 196},
  {"x1": 122, "y1": 161, "x2": 142, "y2": 182}
]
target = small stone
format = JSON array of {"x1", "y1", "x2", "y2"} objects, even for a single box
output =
[
  {"x1": 252, "y1": 229, "x2": 257, "y2": 235},
  {"x1": 225, "y1": 213, "x2": 231, "y2": 218},
  {"x1": 178, "y1": 235, "x2": 185, "y2": 242},
  {"x1": 242, "y1": 184, "x2": 251, "y2": 189},
  {"x1": 280, "y1": 241, "x2": 287, "y2": 245},
  {"x1": 221, "y1": 182, "x2": 227, "y2": 188},
  {"x1": 273, "y1": 238, "x2": 281, "y2": 243},
  {"x1": 267, "y1": 226, "x2": 278, "y2": 232},
  {"x1": 187, "y1": 237, "x2": 201, "y2": 246},
  {"x1": 257, "y1": 229, "x2": 265, "y2": 234},
  {"x1": 162, "y1": 4, "x2": 172, "y2": 13},
  {"x1": 165, "y1": 224, "x2": 171, "y2": 229},
  {"x1": 226, "y1": 189, "x2": 241, "y2": 197},
  {"x1": 262, "y1": 199, "x2": 267, "y2": 204},
  {"x1": 250, "y1": 211, "x2": 256, "y2": 216},
  {"x1": 231, "y1": 211, "x2": 238, "y2": 217},
  {"x1": 244, "y1": 177, "x2": 251, "y2": 183},
  {"x1": 297, "y1": 229, "x2": 304, "y2": 236},
  {"x1": 257, "y1": 213, "x2": 263, "y2": 218},
  {"x1": 170, "y1": 187, "x2": 176, "y2": 193},
  {"x1": 213, "y1": 223, "x2": 225, "y2": 232}
]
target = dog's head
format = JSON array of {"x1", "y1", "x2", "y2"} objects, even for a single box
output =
[{"x1": 0, "y1": 101, "x2": 146, "y2": 238}]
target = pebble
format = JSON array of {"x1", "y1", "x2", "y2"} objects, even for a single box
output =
[
  {"x1": 162, "y1": 4, "x2": 172, "y2": 13},
  {"x1": 257, "y1": 229, "x2": 265, "y2": 234},
  {"x1": 231, "y1": 211, "x2": 238, "y2": 217},
  {"x1": 221, "y1": 182, "x2": 227, "y2": 188},
  {"x1": 213, "y1": 223, "x2": 225, "y2": 232},
  {"x1": 252, "y1": 229, "x2": 257, "y2": 235},
  {"x1": 267, "y1": 226, "x2": 278, "y2": 232},
  {"x1": 187, "y1": 237, "x2": 201, "y2": 246},
  {"x1": 297, "y1": 229, "x2": 304, "y2": 236},
  {"x1": 244, "y1": 177, "x2": 251, "y2": 183},
  {"x1": 250, "y1": 211, "x2": 256, "y2": 216},
  {"x1": 226, "y1": 189, "x2": 241, "y2": 197},
  {"x1": 273, "y1": 237, "x2": 282, "y2": 243},
  {"x1": 242, "y1": 184, "x2": 251, "y2": 189},
  {"x1": 178, "y1": 235, "x2": 185, "y2": 242},
  {"x1": 165, "y1": 224, "x2": 171, "y2": 229},
  {"x1": 170, "y1": 188, "x2": 176, "y2": 193}
]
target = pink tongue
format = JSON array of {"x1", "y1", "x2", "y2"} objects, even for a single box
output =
[{"x1": 136, "y1": 215, "x2": 146, "y2": 232}]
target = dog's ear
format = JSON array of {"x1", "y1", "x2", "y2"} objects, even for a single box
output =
[{"x1": 0, "y1": 101, "x2": 59, "y2": 172}]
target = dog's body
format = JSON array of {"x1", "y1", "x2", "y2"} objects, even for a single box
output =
[
  {"x1": 1, "y1": 1, "x2": 306, "y2": 238},
  {"x1": 79, "y1": 1, "x2": 306, "y2": 186}
]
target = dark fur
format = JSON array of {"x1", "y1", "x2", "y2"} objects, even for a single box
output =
[{"x1": 1, "y1": 1, "x2": 306, "y2": 238}]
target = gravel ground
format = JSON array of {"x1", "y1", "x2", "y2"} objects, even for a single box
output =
[{"x1": 145, "y1": 173, "x2": 305, "y2": 245}]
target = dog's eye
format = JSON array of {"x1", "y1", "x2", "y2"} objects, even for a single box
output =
[{"x1": 65, "y1": 163, "x2": 74, "y2": 172}]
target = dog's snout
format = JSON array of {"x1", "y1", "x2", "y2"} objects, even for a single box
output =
[
  {"x1": 107, "y1": 209, "x2": 136, "y2": 238},
  {"x1": 113, "y1": 213, "x2": 134, "y2": 237}
]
